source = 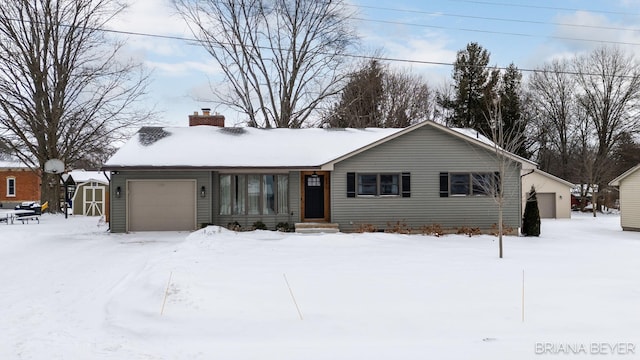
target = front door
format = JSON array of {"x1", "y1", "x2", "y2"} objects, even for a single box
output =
[{"x1": 304, "y1": 173, "x2": 325, "y2": 220}]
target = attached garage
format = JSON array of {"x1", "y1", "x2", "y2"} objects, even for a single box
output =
[{"x1": 127, "y1": 180, "x2": 197, "y2": 231}]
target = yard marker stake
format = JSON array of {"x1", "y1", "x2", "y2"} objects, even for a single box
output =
[
  {"x1": 161, "y1": 271, "x2": 173, "y2": 316},
  {"x1": 522, "y1": 269, "x2": 525, "y2": 323},
  {"x1": 283, "y1": 273, "x2": 304, "y2": 320}
]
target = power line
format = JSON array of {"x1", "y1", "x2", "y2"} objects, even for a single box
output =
[
  {"x1": 354, "y1": 4, "x2": 640, "y2": 33},
  {"x1": 352, "y1": 17, "x2": 640, "y2": 47},
  {"x1": 445, "y1": 0, "x2": 640, "y2": 17},
  {"x1": 4, "y1": 9, "x2": 639, "y2": 79},
  {"x1": 92, "y1": 23, "x2": 640, "y2": 79}
]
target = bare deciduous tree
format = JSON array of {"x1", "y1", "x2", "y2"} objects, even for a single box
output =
[
  {"x1": 381, "y1": 69, "x2": 433, "y2": 127},
  {"x1": 322, "y1": 59, "x2": 384, "y2": 128},
  {"x1": 478, "y1": 97, "x2": 530, "y2": 258},
  {"x1": 322, "y1": 59, "x2": 433, "y2": 128},
  {"x1": 0, "y1": 0, "x2": 152, "y2": 212},
  {"x1": 573, "y1": 46, "x2": 640, "y2": 199},
  {"x1": 529, "y1": 59, "x2": 578, "y2": 180},
  {"x1": 174, "y1": 0, "x2": 357, "y2": 128}
]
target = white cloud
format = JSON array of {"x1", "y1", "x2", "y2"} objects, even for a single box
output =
[
  {"x1": 360, "y1": 29, "x2": 456, "y2": 86},
  {"x1": 108, "y1": 0, "x2": 193, "y2": 57},
  {"x1": 552, "y1": 11, "x2": 640, "y2": 56},
  {"x1": 111, "y1": 0, "x2": 189, "y2": 36},
  {"x1": 146, "y1": 59, "x2": 221, "y2": 77}
]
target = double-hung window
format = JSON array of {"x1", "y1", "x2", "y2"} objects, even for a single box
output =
[
  {"x1": 357, "y1": 174, "x2": 378, "y2": 195},
  {"x1": 6, "y1": 177, "x2": 16, "y2": 197},
  {"x1": 348, "y1": 172, "x2": 410, "y2": 197},
  {"x1": 440, "y1": 172, "x2": 500, "y2": 197}
]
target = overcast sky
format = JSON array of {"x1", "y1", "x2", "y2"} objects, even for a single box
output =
[{"x1": 107, "y1": 0, "x2": 640, "y2": 127}]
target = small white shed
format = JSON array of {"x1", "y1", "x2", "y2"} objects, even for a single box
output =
[
  {"x1": 521, "y1": 169, "x2": 574, "y2": 219},
  {"x1": 609, "y1": 164, "x2": 640, "y2": 231}
]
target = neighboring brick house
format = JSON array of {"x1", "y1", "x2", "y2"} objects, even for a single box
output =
[{"x1": 0, "y1": 160, "x2": 41, "y2": 209}]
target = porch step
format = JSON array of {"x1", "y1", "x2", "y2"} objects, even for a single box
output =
[{"x1": 295, "y1": 222, "x2": 340, "y2": 234}]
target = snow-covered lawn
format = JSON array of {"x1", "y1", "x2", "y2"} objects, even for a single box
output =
[{"x1": 1, "y1": 212, "x2": 638, "y2": 359}]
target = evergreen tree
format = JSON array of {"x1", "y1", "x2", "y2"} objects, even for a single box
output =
[
  {"x1": 522, "y1": 185, "x2": 541, "y2": 236},
  {"x1": 323, "y1": 59, "x2": 384, "y2": 128},
  {"x1": 323, "y1": 60, "x2": 433, "y2": 128},
  {"x1": 450, "y1": 42, "x2": 500, "y2": 134},
  {"x1": 611, "y1": 132, "x2": 640, "y2": 177},
  {"x1": 499, "y1": 63, "x2": 529, "y2": 158}
]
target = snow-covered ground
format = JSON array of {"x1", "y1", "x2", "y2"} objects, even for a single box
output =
[{"x1": 0, "y1": 212, "x2": 638, "y2": 359}]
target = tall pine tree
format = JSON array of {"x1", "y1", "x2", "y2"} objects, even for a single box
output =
[
  {"x1": 499, "y1": 63, "x2": 529, "y2": 158},
  {"x1": 450, "y1": 42, "x2": 500, "y2": 134}
]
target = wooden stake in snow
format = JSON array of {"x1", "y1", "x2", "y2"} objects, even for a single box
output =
[
  {"x1": 283, "y1": 273, "x2": 303, "y2": 320},
  {"x1": 522, "y1": 269, "x2": 525, "y2": 323},
  {"x1": 161, "y1": 271, "x2": 173, "y2": 316}
]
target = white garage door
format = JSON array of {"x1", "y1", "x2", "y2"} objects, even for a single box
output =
[
  {"x1": 128, "y1": 180, "x2": 197, "y2": 231},
  {"x1": 537, "y1": 192, "x2": 556, "y2": 219}
]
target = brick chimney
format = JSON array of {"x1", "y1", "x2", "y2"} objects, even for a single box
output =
[{"x1": 189, "y1": 108, "x2": 225, "y2": 127}]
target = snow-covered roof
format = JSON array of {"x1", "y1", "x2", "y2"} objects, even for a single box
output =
[
  {"x1": 63, "y1": 170, "x2": 109, "y2": 185},
  {"x1": 104, "y1": 126, "x2": 403, "y2": 169},
  {"x1": 0, "y1": 160, "x2": 29, "y2": 169},
  {"x1": 103, "y1": 121, "x2": 538, "y2": 170},
  {"x1": 450, "y1": 128, "x2": 496, "y2": 147},
  {"x1": 527, "y1": 169, "x2": 575, "y2": 188}
]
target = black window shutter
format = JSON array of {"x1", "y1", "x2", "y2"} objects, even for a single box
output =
[
  {"x1": 439, "y1": 172, "x2": 449, "y2": 197},
  {"x1": 494, "y1": 171, "x2": 501, "y2": 195},
  {"x1": 401, "y1": 172, "x2": 411, "y2": 197},
  {"x1": 347, "y1": 172, "x2": 356, "y2": 198}
]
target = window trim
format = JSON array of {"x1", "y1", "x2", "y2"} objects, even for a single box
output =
[
  {"x1": 351, "y1": 172, "x2": 408, "y2": 198},
  {"x1": 6, "y1": 177, "x2": 16, "y2": 197},
  {"x1": 357, "y1": 173, "x2": 378, "y2": 196},
  {"x1": 219, "y1": 174, "x2": 289, "y2": 215},
  {"x1": 379, "y1": 174, "x2": 400, "y2": 196},
  {"x1": 449, "y1": 173, "x2": 471, "y2": 196},
  {"x1": 442, "y1": 172, "x2": 499, "y2": 197}
]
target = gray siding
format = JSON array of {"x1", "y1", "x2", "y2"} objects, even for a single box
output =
[
  {"x1": 213, "y1": 171, "x2": 301, "y2": 230},
  {"x1": 332, "y1": 126, "x2": 522, "y2": 232},
  {"x1": 109, "y1": 170, "x2": 211, "y2": 233}
]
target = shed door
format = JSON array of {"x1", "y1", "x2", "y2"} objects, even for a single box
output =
[
  {"x1": 83, "y1": 184, "x2": 105, "y2": 216},
  {"x1": 537, "y1": 192, "x2": 556, "y2": 219},
  {"x1": 128, "y1": 180, "x2": 197, "y2": 231}
]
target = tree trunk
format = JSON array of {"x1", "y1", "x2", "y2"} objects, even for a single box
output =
[
  {"x1": 41, "y1": 172, "x2": 61, "y2": 213},
  {"x1": 498, "y1": 202, "x2": 503, "y2": 259}
]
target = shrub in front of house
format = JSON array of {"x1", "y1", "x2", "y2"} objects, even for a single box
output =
[
  {"x1": 252, "y1": 221, "x2": 267, "y2": 230},
  {"x1": 522, "y1": 185, "x2": 541, "y2": 237},
  {"x1": 385, "y1": 220, "x2": 411, "y2": 234},
  {"x1": 276, "y1": 222, "x2": 294, "y2": 232},
  {"x1": 227, "y1": 221, "x2": 242, "y2": 231}
]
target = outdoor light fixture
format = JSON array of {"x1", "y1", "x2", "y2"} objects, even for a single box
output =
[
  {"x1": 200, "y1": 186, "x2": 206, "y2": 198},
  {"x1": 116, "y1": 186, "x2": 121, "y2": 198},
  {"x1": 311, "y1": 171, "x2": 319, "y2": 178}
]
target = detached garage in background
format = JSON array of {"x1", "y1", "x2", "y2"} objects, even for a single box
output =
[{"x1": 522, "y1": 169, "x2": 574, "y2": 219}]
